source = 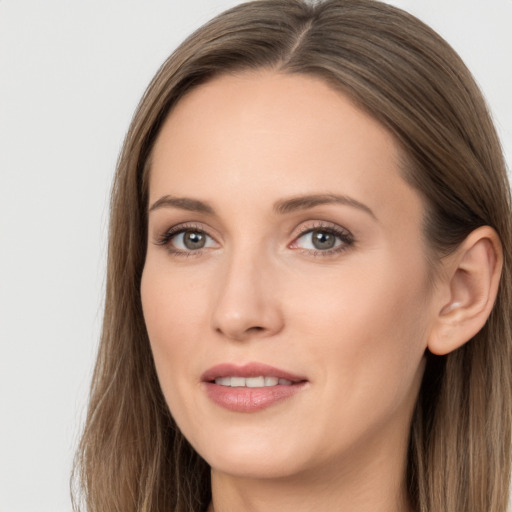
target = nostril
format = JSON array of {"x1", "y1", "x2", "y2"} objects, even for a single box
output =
[{"x1": 247, "y1": 326, "x2": 265, "y2": 333}]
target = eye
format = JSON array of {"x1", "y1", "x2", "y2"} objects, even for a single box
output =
[
  {"x1": 174, "y1": 230, "x2": 214, "y2": 250},
  {"x1": 291, "y1": 225, "x2": 354, "y2": 255},
  {"x1": 156, "y1": 226, "x2": 218, "y2": 254}
]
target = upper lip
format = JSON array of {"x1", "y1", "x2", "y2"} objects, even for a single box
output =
[{"x1": 201, "y1": 363, "x2": 307, "y2": 383}]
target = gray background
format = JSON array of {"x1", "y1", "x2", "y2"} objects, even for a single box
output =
[{"x1": 0, "y1": 1, "x2": 510, "y2": 510}]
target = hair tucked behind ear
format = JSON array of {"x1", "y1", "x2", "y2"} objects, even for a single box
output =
[{"x1": 72, "y1": 1, "x2": 512, "y2": 511}]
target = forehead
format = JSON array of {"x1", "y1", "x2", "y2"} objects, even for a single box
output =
[
  {"x1": 152, "y1": 71, "x2": 398, "y2": 172},
  {"x1": 149, "y1": 70, "x2": 422, "y2": 227}
]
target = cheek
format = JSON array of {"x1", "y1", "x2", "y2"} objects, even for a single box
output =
[
  {"x1": 286, "y1": 252, "x2": 430, "y2": 408},
  {"x1": 141, "y1": 258, "x2": 210, "y2": 335},
  {"x1": 140, "y1": 264, "x2": 209, "y2": 397}
]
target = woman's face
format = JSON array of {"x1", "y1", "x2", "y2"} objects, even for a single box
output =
[{"x1": 141, "y1": 71, "x2": 437, "y2": 482}]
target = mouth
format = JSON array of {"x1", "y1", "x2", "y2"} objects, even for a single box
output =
[
  {"x1": 213, "y1": 376, "x2": 295, "y2": 387},
  {"x1": 201, "y1": 362, "x2": 307, "y2": 386},
  {"x1": 201, "y1": 363, "x2": 308, "y2": 412}
]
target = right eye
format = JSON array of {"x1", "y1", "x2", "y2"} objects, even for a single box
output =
[
  {"x1": 173, "y1": 230, "x2": 214, "y2": 250},
  {"x1": 157, "y1": 227, "x2": 218, "y2": 255}
]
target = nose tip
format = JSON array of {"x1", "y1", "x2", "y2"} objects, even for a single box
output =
[
  {"x1": 210, "y1": 262, "x2": 284, "y2": 341},
  {"x1": 214, "y1": 313, "x2": 266, "y2": 340},
  {"x1": 212, "y1": 299, "x2": 283, "y2": 341}
]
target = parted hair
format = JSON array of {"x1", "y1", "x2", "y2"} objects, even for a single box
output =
[{"x1": 73, "y1": 1, "x2": 512, "y2": 511}]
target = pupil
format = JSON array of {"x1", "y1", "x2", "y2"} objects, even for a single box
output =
[
  {"x1": 184, "y1": 231, "x2": 205, "y2": 250},
  {"x1": 312, "y1": 230, "x2": 335, "y2": 250}
]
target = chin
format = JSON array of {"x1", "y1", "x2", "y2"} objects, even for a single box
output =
[
  {"x1": 207, "y1": 451, "x2": 306, "y2": 480},
  {"x1": 187, "y1": 424, "x2": 313, "y2": 480}
]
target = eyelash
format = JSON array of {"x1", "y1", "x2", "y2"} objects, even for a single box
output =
[
  {"x1": 154, "y1": 221, "x2": 355, "y2": 258},
  {"x1": 155, "y1": 223, "x2": 211, "y2": 257}
]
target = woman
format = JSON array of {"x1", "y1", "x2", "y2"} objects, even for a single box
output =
[{"x1": 73, "y1": 1, "x2": 512, "y2": 511}]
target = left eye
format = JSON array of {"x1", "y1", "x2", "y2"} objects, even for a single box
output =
[
  {"x1": 293, "y1": 228, "x2": 349, "y2": 252},
  {"x1": 170, "y1": 230, "x2": 216, "y2": 251}
]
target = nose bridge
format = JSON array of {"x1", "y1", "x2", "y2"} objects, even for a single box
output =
[{"x1": 211, "y1": 240, "x2": 283, "y2": 340}]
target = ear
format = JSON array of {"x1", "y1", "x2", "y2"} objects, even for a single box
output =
[{"x1": 427, "y1": 226, "x2": 503, "y2": 356}]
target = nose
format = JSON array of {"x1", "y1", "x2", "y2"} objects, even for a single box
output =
[{"x1": 211, "y1": 249, "x2": 284, "y2": 341}]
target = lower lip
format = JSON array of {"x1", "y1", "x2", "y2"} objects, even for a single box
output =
[{"x1": 203, "y1": 382, "x2": 307, "y2": 412}]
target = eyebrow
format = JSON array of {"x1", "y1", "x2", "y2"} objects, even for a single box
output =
[
  {"x1": 148, "y1": 195, "x2": 215, "y2": 214},
  {"x1": 273, "y1": 194, "x2": 376, "y2": 220},
  {"x1": 148, "y1": 193, "x2": 376, "y2": 220}
]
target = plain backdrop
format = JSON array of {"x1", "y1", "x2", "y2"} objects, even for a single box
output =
[{"x1": 0, "y1": 1, "x2": 511, "y2": 511}]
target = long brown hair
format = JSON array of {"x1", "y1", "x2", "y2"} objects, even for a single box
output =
[{"x1": 73, "y1": 1, "x2": 512, "y2": 511}]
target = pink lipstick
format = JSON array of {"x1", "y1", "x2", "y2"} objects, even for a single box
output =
[{"x1": 201, "y1": 363, "x2": 307, "y2": 412}]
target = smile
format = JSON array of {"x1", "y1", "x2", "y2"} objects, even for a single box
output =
[
  {"x1": 202, "y1": 363, "x2": 307, "y2": 412},
  {"x1": 214, "y1": 376, "x2": 293, "y2": 387}
]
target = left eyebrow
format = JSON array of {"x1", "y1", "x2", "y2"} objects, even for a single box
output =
[{"x1": 273, "y1": 194, "x2": 377, "y2": 220}]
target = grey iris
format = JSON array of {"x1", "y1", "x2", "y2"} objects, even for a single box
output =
[
  {"x1": 184, "y1": 231, "x2": 206, "y2": 250},
  {"x1": 312, "y1": 230, "x2": 336, "y2": 250}
]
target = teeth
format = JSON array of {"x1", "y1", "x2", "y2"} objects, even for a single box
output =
[
  {"x1": 214, "y1": 376, "x2": 292, "y2": 387},
  {"x1": 231, "y1": 377, "x2": 245, "y2": 387},
  {"x1": 246, "y1": 376, "x2": 264, "y2": 388}
]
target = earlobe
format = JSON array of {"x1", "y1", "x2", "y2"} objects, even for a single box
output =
[{"x1": 427, "y1": 226, "x2": 503, "y2": 356}]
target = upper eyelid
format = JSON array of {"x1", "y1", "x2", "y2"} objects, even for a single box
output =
[
  {"x1": 293, "y1": 221, "x2": 353, "y2": 237},
  {"x1": 156, "y1": 222, "x2": 218, "y2": 240}
]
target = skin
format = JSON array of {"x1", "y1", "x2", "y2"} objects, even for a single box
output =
[{"x1": 141, "y1": 70, "x2": 445, "y2": 512}]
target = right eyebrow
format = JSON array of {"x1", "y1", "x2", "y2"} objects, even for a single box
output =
[{"x1": 148, "y1": 195, "x2": 215, "y2": 215}]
